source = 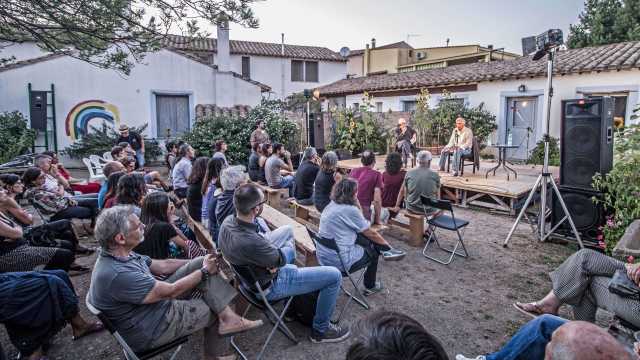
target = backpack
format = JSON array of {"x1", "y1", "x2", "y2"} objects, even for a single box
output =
[{"x1": 288, "y1": 290, "x2": 320, "y2": 327}]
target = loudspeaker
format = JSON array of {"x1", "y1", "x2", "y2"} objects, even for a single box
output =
[
  {"x1": 560, "y1": 98, "x2": 613, "y2": 190},
  {"x1": 551, "y1": 185, "x2": 604, "y2": 244},
  {"x1": 29, "y1": 91, "x2": 48, "y2": 131}
]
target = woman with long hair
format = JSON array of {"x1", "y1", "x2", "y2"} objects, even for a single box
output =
[
  {"x1": 102, "y1": 171, "x2": 125, "y2": 209},
  {"x1": 313, "y1": 151, "x2": 343, "y2": 212},
  {"x1": 381, "y1": 152, "x2": 406, "y2": 219},
  {"x1": 186, "y1": 157, "x2": 209, "y2": 222},
  {"x1": 256, "y1": 143, "x2": 272, "y2": 184},
  {"x1": 135, "y1": 192, "x2": 206, "y2": 259},
  {"x1": 201, "y1": 158, "x2": 225, "y2": 228},
  {"x1": 115, "y1": 173, "x2": 147, "y2": 215}
]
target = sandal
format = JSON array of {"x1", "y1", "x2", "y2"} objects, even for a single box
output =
[
  {"x1": 513, "y1": 302, "x2": 546, "y2": 319},
  {"x1": 72, "y1": 321, "x2": 105, "y2": 341},
  {"x1": 218, "y1": 319, "x2": 263, "y2": 337}
]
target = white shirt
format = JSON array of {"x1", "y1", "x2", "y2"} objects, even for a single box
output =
[{"x1": 446, "y1": 127, "x2": 474, "y2": 150}]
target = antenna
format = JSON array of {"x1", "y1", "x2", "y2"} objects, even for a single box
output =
[
  {"x1": 446, "y1": 38, "x2": 450, "y2": 47},
  {"x1": 406, "y1": 34, "x2": 421, "y2": 44}
]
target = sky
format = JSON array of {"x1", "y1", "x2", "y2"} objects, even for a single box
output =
[{"x1": 212, "y1": 0, "x2": 586, "y2": 54}]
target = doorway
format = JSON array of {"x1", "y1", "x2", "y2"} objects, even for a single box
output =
[{"x1": 506, "y1": 97, "x2": 537, "y2": 160}]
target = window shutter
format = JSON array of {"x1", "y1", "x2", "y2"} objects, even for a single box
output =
[
  {"x1": 241, "y1": 56, "x2": 250, "y2": 78},
  {"x1": 291, "y1": 60, "x2": 304, "y2": 81},
  {"x1": 305, "y1": 61, "x2": 319, "y2": 82}
]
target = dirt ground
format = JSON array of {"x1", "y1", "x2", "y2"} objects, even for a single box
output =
[{"x1": 1, "y1": 202, "x2": 580, "y2": 360}]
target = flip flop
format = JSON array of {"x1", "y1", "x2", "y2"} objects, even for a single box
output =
[
  {"x1": 72, "y1": 322, "x2": 105, "y2": 341},
  {"x1": 219, "y1": 319, "x2": 264, "y2": 337},
  {"x1": 513, "y1": 302, "x2": 545, "y2": 319}
]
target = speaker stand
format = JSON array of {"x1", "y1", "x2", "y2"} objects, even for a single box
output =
[{"x1": 503, "y1": 49, "x2": 584, "y2": 249}]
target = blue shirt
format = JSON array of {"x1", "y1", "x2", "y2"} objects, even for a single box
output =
[
  {"x1": 98, "y1": 181, "x2": 108, "y2": 209},
  {"x1": 317, "y1": 201, "x2": 370, "y2": 271}
]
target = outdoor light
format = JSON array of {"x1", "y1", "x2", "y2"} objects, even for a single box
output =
[
  {"x1": 313, "y1": 89, "x2": 320, "y2": 100},
  {"x1": 518, "y1": 84, "x2": 526, "y2": 93},
  {"x1": 522, "y1": 101, "x2": 528, "y2": 107}
]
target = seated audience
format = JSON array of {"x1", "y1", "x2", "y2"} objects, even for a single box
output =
[
  {"x1": 438, "y1": 117, "x2": 473, "y2": 177},
  {"x1": 165, "y1": 141, "x2": 179, "y2": 182},
  {"x1": 381, "y1": 152, "x2": 406, "y2": 219},
  {"x1": 346, "y1": 310, "x2": 448, "y2": 360},
  {"x1": 350, "y1": 150, "x2": 383, "y2": 224},
  {"x1": 247, "y1": 142, "x2": 263, "y2": 183},
  {"x1": 111, "y1": 145, "x2": 126, "y2": 161},
  {"x1": 202, "y1": 158, "x2": 225, "y2": 229},
  {"x1": 456, "y1": 315, "x2": 634, "y2": 360},
  {"x1": 0, "y1": 270, "x2": 104, "y2": 360},
  {"x1": 98, "y1": 161, "x2": 126, "y2": 209},
  {"x1": 215, "y1": 166, "x2": 248, "y2": 228},
  {"x1": 115, "y1": 173, "x2": 147, "y2": 216},
  {"x1": 257, "y1": 143, "x2": 272, "y2": 184},
  {"x1": 88, "y1": 206, "x2": 262, "y2": 358},
  {"x1": 43, "y1": 151, "x2": 101, "y2": 194},
  {"x1": 116, "y1": 124, "x2": 145, "y2": 168},
  {"x1": 186, "y1": 157, "x2": 209, "y2": 222},
  {"x1": 211, "y1": 139, "x2": 229, "y2": 168},
  {"x1": 102, "y1": 171, "x2": 126, "y2": 209},
  {"x1": 515, "y1": 249, "x2": 640, "y2": 329},
  {"x1": 35, "y1": 155, "x2": 99, "y2": 206},
  {"x1": 392, "y1": 151, "x2": 441, "y2": 216},
  {"x1": 265, "y1": 143, "x2": 294, "y2": 197},
  {"x1": 313, "y1": 151, "x2": 342, "y2": 212},
  {"x1": 120, "y1": 157, "x2": 169, "y2": 191},
  {"x1": 136, "y1": 192, "x2": 206, "y2": 259},
  {"x1": 219, "y1": 184, "x2": 349, "y2": 343},
  {"x1": 394, "y1": 118, "x2": 417, "y2": 168},
  {"x1": 294, "y1": 147, "x2": 320, "y2": 205},
  {"x1": 172, "y1": 143, "x2": 195, "y2": 198},
  {"x1": 22, "y1": 167, "x2": 96, "y2": 223},
  {"x1": 118, "y1": 141, "x2": 137, "y2": 164},
  {"x1": 317, "y1": 178, "x2": 405, "y2": 296}
]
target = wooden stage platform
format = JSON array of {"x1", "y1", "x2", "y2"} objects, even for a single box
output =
[{"x1": 337, "y1": 155, "x2": 559, "y2": 215}]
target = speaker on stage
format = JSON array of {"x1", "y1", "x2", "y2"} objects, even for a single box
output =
[
  {"x1": 551, "y1": 185, "x2": 604, "y2": 244},
  {"x1": 560, "y1": 98, "x2": 613, "y2": 191}
]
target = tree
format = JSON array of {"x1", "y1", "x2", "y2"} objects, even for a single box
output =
[
  {"x1": 1, "y1": 0, "x2": 260, "y2": 74},
  {"x1": 568, "y1": 0, "x2": 640, "y2": 48}
]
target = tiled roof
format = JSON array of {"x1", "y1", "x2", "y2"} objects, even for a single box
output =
[
  {"x1": 347, "y1": 41, "x2": 414, "y2": 57},
  {"x1": 317, "y1": 41, "x2": 640, "y2": 96},
  {"x1": 0, "y1": 53, "x2": 66, "y2": 72},
  {"x1": 162, "y1": 34, "x2": 345, "y2": 62}
]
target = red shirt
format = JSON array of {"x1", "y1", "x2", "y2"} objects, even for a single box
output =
[
  {"x1": 350, "y1": 166, "x2": 383, "y2": 220},
  {"x1": 382, "y1": 170, "x2": 406, "y2": 208}
]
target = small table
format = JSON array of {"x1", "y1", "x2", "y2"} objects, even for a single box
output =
[{"x1": 485, "y1": 144, "x2": 519, "y2": 180}]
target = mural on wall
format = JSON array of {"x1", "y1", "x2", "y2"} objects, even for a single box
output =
[{"x1": 65, "y1": 100, "x2": 121, "y2": 140}]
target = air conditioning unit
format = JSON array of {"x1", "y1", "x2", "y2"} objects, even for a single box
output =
[{"x1": 416, "y1": 51, "x2": 426, "y2": 60}]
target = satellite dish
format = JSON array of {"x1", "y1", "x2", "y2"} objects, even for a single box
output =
[{"x1": 339, "y1": 47, "x2": 351, "y2": 58}]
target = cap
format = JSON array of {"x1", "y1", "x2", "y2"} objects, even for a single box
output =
[{"x1": 118, "y1": 124, "x2": 129, "y2": 131}]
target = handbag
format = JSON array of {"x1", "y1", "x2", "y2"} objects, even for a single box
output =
[
  {"x1": 23, "y1": 226, "x2": 58, "y2": 248},
  {"x1": 608, "y1": 269, "x2": 640, "y2": 301}
]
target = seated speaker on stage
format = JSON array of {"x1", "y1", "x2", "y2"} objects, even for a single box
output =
[
  {"x1": 394, "y1": 118, "x2": 417, "y2": 168},
  {"x1": 438, "y1": 117, "x2": 473, "y2": 177}
]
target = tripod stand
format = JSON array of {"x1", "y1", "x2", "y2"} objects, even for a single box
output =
[{"x1": 504, "y1": 48, "x2": 584, "y2": 248}]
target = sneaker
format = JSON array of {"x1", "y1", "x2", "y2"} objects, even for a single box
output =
[
  {"x1": 309, "y1": 323, "x2": 350, "y2": 343},
  {"x1": 363, "y1": 281, "x2": 384, "y2": 296},
  {"x1": 453, "y1": 172, "x2": 459, "y2": 177},
  {"x1": 455, "y1": 356, "x2": 486, "y2": 360},
  {"x1": 381, "y1": 248, "x2": 406, "y2": 261}
]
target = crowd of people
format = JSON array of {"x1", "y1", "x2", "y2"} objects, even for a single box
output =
[{"x1": 1, "y1": 118, "x2": 639, "y2": 360}]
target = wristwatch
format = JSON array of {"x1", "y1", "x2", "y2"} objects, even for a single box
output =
[{"x1": 200, "y1": 267, "x2": 210, "y2": 282}]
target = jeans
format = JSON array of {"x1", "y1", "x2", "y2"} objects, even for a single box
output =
[
  {"x1": 136, "y1": 149, "x2": 145, "y2": 168},
  {"x1": 277, "y1": 175, "x2": 295, "y2": 197},
  {"x1": 348, "y1": 233, "x2": 391, "y2": 289},
  {"x1": 261, "y1": 225, "x2": 295, "y2": 250},
  {"x1": 265, "y1": 246, "x2": 342, "y2": 333},
  {"x1": 396, "y1": 140, "x2": 413, "y2": 166},
  {"x1": 485, "y1": 314, "x2": 567, "y2": 360},
  {"x1": 438, "y1": 148, "x2": 471, "y2": 173}
]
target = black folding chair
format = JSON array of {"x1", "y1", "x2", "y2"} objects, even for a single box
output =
[
  {"x1": 85, "y1": 295, "x2": 188, "y2": 360},
  {"x1": 420, "y1": 195, "x2": 470, "y2": 265},
  {"x1": 307, "y1": 228, "x2": 370, "y2": 324},
  {"x1": 227, "y1": 262, "x2": 298, "y2": 360}
]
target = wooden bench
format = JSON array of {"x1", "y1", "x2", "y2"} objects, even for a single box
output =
[
  {"x1": 253, "y1": 182, "x2": 289, "y2": 208},
  {"x1": 388, "y1": 210, "x2": 425, "y2": 247},
  {"x1": 291, "y1": 200, "x2": 321, "y2": 224},
  {"x1": 261, "y1": 204, "x2": 318, "y2": 267}
]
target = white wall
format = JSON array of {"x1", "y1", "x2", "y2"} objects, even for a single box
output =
[{"x1": 345, "y1": 91, "x2": 475, "y2": 112}]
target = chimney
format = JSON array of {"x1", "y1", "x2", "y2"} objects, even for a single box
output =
[
  {"x1": 487, "y1": 44, "x2": 494, "y2": 50},
  {"x1": 216, "y1": 14, "x2": 231, "y2": 72},
  {"x1": 371, "y1": 38, "x2": 376, "y2": 49}
]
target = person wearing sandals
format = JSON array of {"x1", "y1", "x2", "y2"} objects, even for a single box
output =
[
  {"x1": 513, "y1": 249, "x2": 640, "y2": 329},
  {"x1": 317, "y1": 178, "x2": 406, "y2": 297},
  {"x1": 89, "y1": 206, "x2": 262, "y2": 359}
]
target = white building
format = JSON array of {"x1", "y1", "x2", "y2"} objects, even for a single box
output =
[
  {"x1": 317, "y1": 41, "x2": 640, "y2": 159},
  {"x1": 162, "y1": 34, "x2": 347, "y2": 100},
  {"x1": 0, "y1": 22, "x2": 271, "y2": 152}
]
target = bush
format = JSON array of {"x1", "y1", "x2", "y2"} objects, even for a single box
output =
[
  {"x1": 0, "y1": 111, "x2": 36, "y2": 163},
  {"x1": 330, "y1": 92, "x2": 387, "y2": 154},
  {"x1": 526, "y1": 136, "x2": 560, "y2": 166},
  {"x1": 593, "y1": 124, "x2": 640, "y2": 254},
  {"x1": 64, "y1": 122, "x2": 161, "y2": 161}
]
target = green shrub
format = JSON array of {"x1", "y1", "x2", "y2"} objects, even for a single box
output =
[
  {"x1": 64, "y1": 122, "x2": 161, "y2": 161},
  {"x1": 526, "y1": 136, "x2": 560, "y2": 166},
  {"x1": 330, "y1": 92, "x2": 387, "y2": 154},
  {"x1": 0, "y1": 111, "x2": 36, "y2": 163}
]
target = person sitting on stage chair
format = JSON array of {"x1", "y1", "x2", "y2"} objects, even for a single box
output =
[
  {"x1": 394, "y1": 118, "x2": 417, "y2": 168},
  {"x1": 438, "y1": 117, "x2": 473, "y2": 177}
]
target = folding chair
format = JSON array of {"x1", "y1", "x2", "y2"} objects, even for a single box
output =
[
  {"x1": 307, "y1": 228, "x2": 370, "y2": 324},
  {"x1": 85, "y1": 295, "x2": 188, "y2": 360},
  {"x1": 227, "y1": 262, "x2": 298, "y2": 360},
  {"x1": 421, "y1": 195, "x2": 470, "y2": 265}
]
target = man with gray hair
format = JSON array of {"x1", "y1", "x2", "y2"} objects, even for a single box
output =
[
  {"x1": 88, "y1": 206, "x2": 262, "y2": 360},
  {"x1": 392, "y1": 150, "x2": 441, "y2": 215},
  {"x1": 395, "y1": 118, "x2": 417, "y2": 168},
  {"x1": 294, "y1": 147, "x2": 320, "y2": 205},
  {"x1": 215, "y1": 165, "x2": 248, "y2": 230},
  {"x1": 439, "y1": 116, "x2": 474, "y2": 176}
]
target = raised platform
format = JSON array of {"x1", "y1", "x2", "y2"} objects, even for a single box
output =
[{"x1": 337, "y1": 156, "x2": 559, "y2": 215}]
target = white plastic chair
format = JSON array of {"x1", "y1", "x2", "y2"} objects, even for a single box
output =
[
  {"x1": 82, "y1": 158, "x2": 106, "y2": 183},
  {"x1": 88, "y1": 155, "x2": 106, "y2": 175},
  {"x1": 102, "y1": 152, "x2": 113, "y2": 161}
]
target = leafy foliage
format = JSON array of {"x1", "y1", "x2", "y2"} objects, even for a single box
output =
[
  {"x1": 568, "y1": 0, "x2": 640, "y2": 48},
  {"x1": 0, "y1": 111, "x2": 36, "y2": 163},
  {"x1": 330, "y1": 92, "x2": 388, "y2": 154},
  {"x1": 64, "y1": 122, "x2": 161, "y2": 161},
  {"x1": 1, "y1": 0, "x2": 260, "y2": 74},
  {"x1": 526, "y1": 136, "x2": 561, "y2": 166},
  {"x1": 181, "y1": 100, "x2": 300, "y2": 165},
  {"x1": 593, "y1": 123, "x2": 640, "y2": 254}
]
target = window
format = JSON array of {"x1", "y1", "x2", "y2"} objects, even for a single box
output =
[
  {"x1": 376, "y1": 102, "x2": 383, "y2": 112},
  {"x1": 241, "y1": 56, "x2": 250, "y2": 78},
  {"x1": 156, "y1": 94, "x2": 190, "y2": 138},
  {"x1": 353, "y1": 103, "x2": 360, "y2": 110},
  {"x1": 291, "y1": 60, "x2": 319, "y2": 82},
  {"x1": 402, "y1": 101, "x2": 417, "y2": 112}
]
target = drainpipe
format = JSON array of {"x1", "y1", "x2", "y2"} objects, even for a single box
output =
[{"x1": 281, "y1": 33, "x2": 286, "y2": 100}]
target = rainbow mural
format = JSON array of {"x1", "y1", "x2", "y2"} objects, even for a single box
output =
[{"x1": 65, "y1": 100, "x2": 121, "y2": 140}]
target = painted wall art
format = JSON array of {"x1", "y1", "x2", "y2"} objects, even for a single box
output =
[{"x1": 65, "y1": 100, "x2": 121, "y2": 140}]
